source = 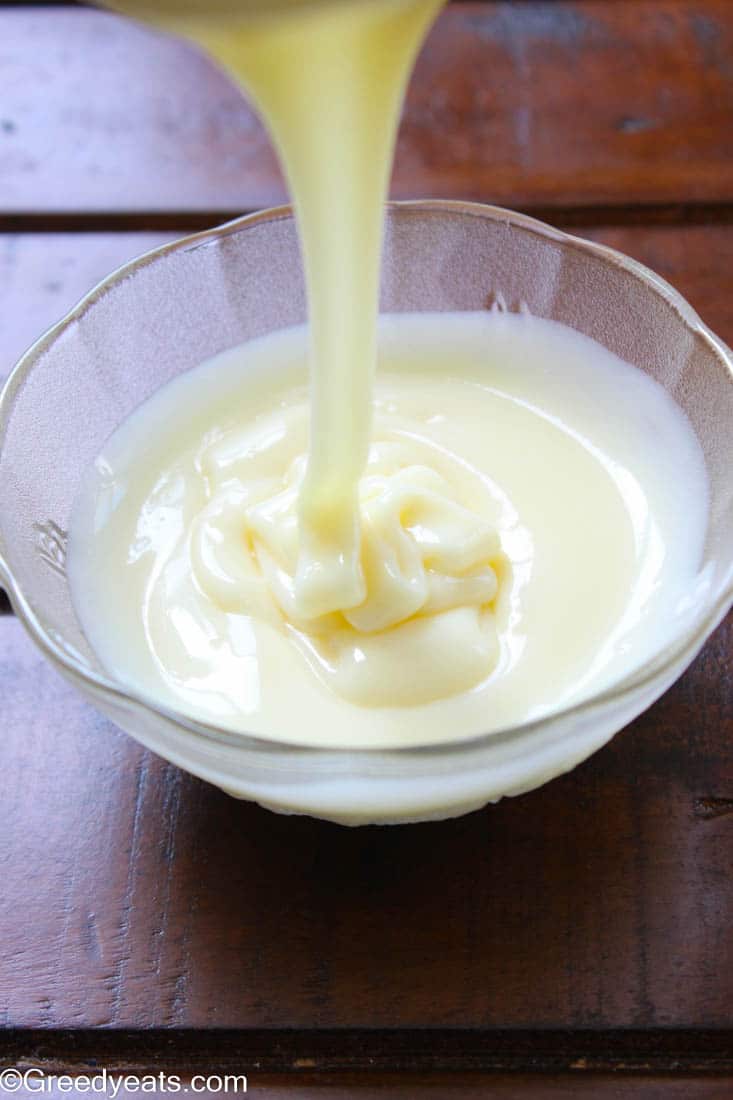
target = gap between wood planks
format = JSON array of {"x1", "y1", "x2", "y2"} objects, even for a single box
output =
[
  {"x1": 1, "y1": 1028, "x2": 732, "y2": 1075},
  {"x1": 3, "y1": 202, "x2": 733, "y2": 234}
]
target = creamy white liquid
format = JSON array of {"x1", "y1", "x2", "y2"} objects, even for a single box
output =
[{"x1": 68, "y1": 311, "x2": 708, "y2": 748}]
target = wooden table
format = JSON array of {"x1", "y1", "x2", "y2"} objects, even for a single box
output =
[{"x1": 0, "y1": 2, "x2": 731, "y2": 1096}]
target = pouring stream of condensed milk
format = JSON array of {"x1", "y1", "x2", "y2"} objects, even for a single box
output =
[{"x1": 192, "y1": 0, "x2": 445, "y2": 622}]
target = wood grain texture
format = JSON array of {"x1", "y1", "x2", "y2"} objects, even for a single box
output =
[
  {"x1": 23, "y1": 1074, "x2": 733, "y2": 1100},
  {"x1": 0, "y1": 605, "x2": 729, "y2": 1030},
  {"x1": 0, "y1": 233, "x2": 177, "y2": 377},
  {"x1": 582, "y1": 225, "x2": 733, "y2": 348},
  {"x1": 196, "y1": 1080, "x2": 733, "y2": 1100},
  {"x1": 1, "y1": 2, "x2": 733, "y2": 214}
]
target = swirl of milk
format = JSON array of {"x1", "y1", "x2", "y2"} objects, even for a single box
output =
[{"x1": 191, "y1": 410, "x2": 505, "y2": 705}]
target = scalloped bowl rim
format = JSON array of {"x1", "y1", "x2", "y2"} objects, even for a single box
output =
[{"x1": 0, "y1": 200, "x2": 730, "y2": 758}]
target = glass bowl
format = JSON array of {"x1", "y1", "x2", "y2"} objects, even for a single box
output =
[{"x1": 0, "y1": 202, "x2": 731, "y2": 826}]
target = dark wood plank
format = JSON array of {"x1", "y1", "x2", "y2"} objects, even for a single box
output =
[
  {"x1": 2, "y1": 2, "x2": 733, "y2": 215},
  {"x1": 158, "y1": 1078, "x2": 733, "y2": 1099},
  {"x1": 211, "y1": 1079, "x2": 733, "y2": 1100},
  {"x1": 583, "y1": 224, "x2": 733, "y2": 347},
  {"x1": 0, "y1": 600, "x2": 729, "y2": 1029},
  {"x1": 23, "y1": 1073, "x2": 733, "y2": 1099}
]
